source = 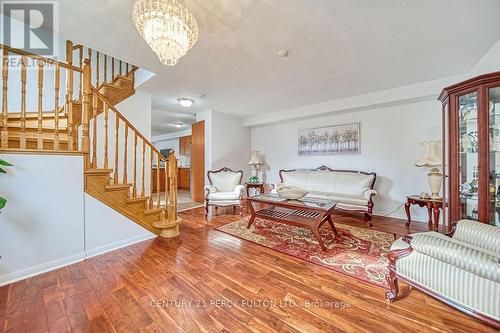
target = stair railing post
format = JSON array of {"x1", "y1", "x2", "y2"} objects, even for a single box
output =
[
  {"x1": 20, "y1": 56, "x2": 27, "y2": 149},
  {"x1": 1, "y1": 48, "x2": 8, "y2": 148},
  {"x1": 153, "y1": 150, "x2": 180, "y2": 238},
  {"x1": 81, "y1": 59, "x2": 91, "y2": 165}
]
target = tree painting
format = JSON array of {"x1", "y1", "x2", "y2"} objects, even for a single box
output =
[{"x1": 298, "y1": 123, "x2": 360, "y2": 156}]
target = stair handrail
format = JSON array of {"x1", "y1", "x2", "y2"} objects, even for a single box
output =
[{"x1": 1, "y1": 43, "x2": 83, "y2": 150}]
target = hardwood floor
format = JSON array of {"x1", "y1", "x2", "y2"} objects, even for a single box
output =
[{"x1": 0, "y1": 207, "x2": 496, "y2": 333}]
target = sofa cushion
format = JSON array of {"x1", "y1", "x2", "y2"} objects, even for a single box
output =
[
  {"x1": 335, "y1": 172, "x2": 375, "y2": 196},
  {"x1": 281, "y1": 171, "x2": 308, "y2": 189},
  {"x1": 306, "y1": 191, "x2": 368, "y2": 207},
  {"x1": 210, "y1": 172, "x2": 241, "y2": 192},
  {"x1": 207, "y1": 191, "x2": 240, "y2": 201},
  {"x1": 304, "y1": 171, "x2": 335, "y2": 192}
]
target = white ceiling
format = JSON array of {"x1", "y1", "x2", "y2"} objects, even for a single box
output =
[
  {"x1": 151, "y1": 109, "x2": 196, "y2": 135},
  {"x1": 58, "y1": 0, "x2": 500, "y2": 125}
]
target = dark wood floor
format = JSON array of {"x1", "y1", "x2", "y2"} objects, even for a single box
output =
[{"x1": 0, "y1": 207, "x2": 496, "y2": 333}]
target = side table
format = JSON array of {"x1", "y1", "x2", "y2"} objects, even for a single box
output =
[
  {"x1": 405, "y1": 195, "x2": 444, "y2": 232},
  {"x1": 245, "y1": 182, "x2": 265, "y2": 197}
]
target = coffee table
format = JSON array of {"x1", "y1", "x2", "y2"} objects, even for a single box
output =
[{"x1": 246, "y1": 194, "x2": 339, "y2": 251}]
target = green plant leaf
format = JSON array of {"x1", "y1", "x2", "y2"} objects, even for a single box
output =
[
  {"x1": 0, "y1": 168, "x2": 5, "y2": 173},
  {"x1": 0, "y1": 159, "x2": 13, "y2": 166},
  {"x1": 0, "y1": 197, "x2": 6, "y2": 210}
]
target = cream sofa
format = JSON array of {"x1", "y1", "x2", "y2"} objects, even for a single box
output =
[
  {"x1": 387, "y1": 220, "x2": 500, "y2": 327},
  {"x1": 272, "y1": 166, "x2": 377, "y2": 225}
]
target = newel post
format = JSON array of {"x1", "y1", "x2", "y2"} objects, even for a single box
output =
[
  {"x1": 153, "y1": 150, "x2": 181, "y2": 238},
  {"x1": 81, "y1": 59, "x2": 91, "y2": 166},
  {"x1": 65, "y1": 40, "x2": 73, "y2": 66}
]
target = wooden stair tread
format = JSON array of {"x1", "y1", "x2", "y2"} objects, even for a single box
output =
[
  {"x1": 8, "y1": 132, "x2": 69, "y2": 141},
  {"x1": 105, "y1": 183, "x2": 132, "y2": 191},
  {"x1": 126, "y1": 196, "x2": 149, "y2": 203},
  {"x1": 85, "y1": 168, "x2": 113, "y2": 175},
  {"x1": 144, "y1": 207, "x2": 164, "y2": 215}
]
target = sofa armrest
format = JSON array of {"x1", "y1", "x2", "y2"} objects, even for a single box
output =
[
  {"x1": 234, "y1": 184, "x2": 245, "y2": 195},
  {"x1": 452, "y1": 219, "x2": 500, "y2": 255},
  {"x1": 270, "y1": 183, "x2": 283, "y2": 193},
  {"x1": 204, "y1": 185, "x2": 217, "y2": 198},
  {"x1": 411, "y1": 233, "x2": 500, "y2": 282},
  {"x1": 363, "y1": 189, "x2": 377, "y2": 200}
]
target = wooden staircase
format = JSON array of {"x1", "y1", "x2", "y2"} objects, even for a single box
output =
[{"x1": 0, "y1": 41, "x2": 180, "y2": 238}]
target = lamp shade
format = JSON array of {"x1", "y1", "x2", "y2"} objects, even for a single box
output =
[
  {"x1": 248, "y1": 151, "x2": 262, "y2": 165},
  {"x1": 415, "y1": 140, "x2": 441, "y2": 167}
]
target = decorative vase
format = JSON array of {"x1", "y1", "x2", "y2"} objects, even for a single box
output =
[{"x1": 428, "y1": 167, "x2": 442, "y2": 199}]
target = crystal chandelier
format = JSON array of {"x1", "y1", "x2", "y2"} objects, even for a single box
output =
[{"x1": 132, "y1": 0, "x2": 199, "y2": 66}]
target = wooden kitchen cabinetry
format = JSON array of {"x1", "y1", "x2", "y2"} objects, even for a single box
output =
[
  {"x1": 179, "y1": 136, "x2": 192, "y2": 156},
  {"x1": 152, "y1": 168, "x2": 166, "y2": 192},
  {"x1": 178, "y1": 167, "x2": 190, "y2": 190}
]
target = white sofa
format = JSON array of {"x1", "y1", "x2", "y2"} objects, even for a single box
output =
[
  {"x1": 272, "y1": 166, "x2": 377, "y2": 225},
  {"x1": 204, "y1": 167, "x2": 244, "y2": 217},
  {"x1": 387, "y1": 220, "x2": 500, "y2": 327}
]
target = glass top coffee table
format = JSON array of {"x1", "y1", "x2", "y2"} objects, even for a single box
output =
[{"x1": 246, "y1": 194, "x2": 339, "y2": 251}]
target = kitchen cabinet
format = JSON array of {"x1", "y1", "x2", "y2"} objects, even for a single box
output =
[
  {"x1": 179, "y1": 136, "x2": 192, "y2": 156},
  {"x1": 178, "y1": 167, "x2": 190, "y2": 190}
]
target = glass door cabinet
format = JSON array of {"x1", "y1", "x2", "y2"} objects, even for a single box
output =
[{"x1": 440, "y1": 72, "x2": 500, "y2": 230}]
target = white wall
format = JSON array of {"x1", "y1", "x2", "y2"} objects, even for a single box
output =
[
  {"x1": 250, "y1": 99, "x2": 441, "y2": 222},
  {"x1": 84, "y1": 194, "x2": 154, "y2": 257},
  {"x1": 0, "y1": 153, "x2": 85, "y2": 285},
  {"x1": 195, "y1": 110, "x2": 251, "y2": 183},
  {"x1": 212, "y1": 111, "x2": 251, "y2": 180},
  {"x1": 0, "y1": 153, "x2": 155, "y2": 286}
]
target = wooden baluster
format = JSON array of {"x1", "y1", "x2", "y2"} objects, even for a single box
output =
[
  {"x1": 111, "y1": 58, "x2": 115, "y2": 82},
  {"x1": 142, "y1": 140, "x2": 145, "y2": 197},
  {"x1": 96, "y1": 51, "x2": 100, "y2": 87},
  {"x1": 91, "y1": 93, "x2": 98, "y2": 168},
  {"x1": 53, "y1": 63, "x2": 60, "y2": 150},
  {"x1": 1, "y1": 48, "x2": 8, "y2": 148},
  {"x1": 123, "y1": 123, "x2": 128, "y2": 184},
  {"x1": 133, "y1": 132, "x2": 137, "y2": 197},
  {"x1": 114, "y1": 112, "x2": 119, "y2": 184},
  {"x1": 164, "y1": 158, "x2": 168, "y2": 211},
  {"x1": 20, "y1": 56, "x2": 27, "y2": 149},
  {"x1": 66, "y1": 40, "x2": 73, "y2": 66},
  {"x1": 88, "y1": 48, "x2": 92, "y2": 63},
  {"x1": 119, "y1": 60, "x2": 122, "y2": 76},
  {"x1": 103, "y1": 102, "x2": 109, "y2": 169},
  {"x1": 66, "y1": 66, "x2": 74, "y2": 150},
  {"x1": 104, "y1": 55, "x2": 107, "y2": 83},
  {"x1": 126, "y1": 63, "x2": 129, "y2": 75},
  {"x1": 156, "y1": 152, "x2": 161, "y2": 208},
  {"x1": 78, "y1": 47, "x2": 83, "y2": 100},
  {"x1": 37, "y1": 60, "x2": 43, "y2": 149},
  {"x1": 149, "y1": 146, "x2": 153, "y2": 208},
  {"x1": 81, "y1": 60, "x2": 91, "y2": 161}
]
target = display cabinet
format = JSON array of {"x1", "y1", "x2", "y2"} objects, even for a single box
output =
[{"x1": 439, "y1": 72, "x2": 500, "y2": 229}]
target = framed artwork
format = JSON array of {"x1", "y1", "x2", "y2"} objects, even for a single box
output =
[{"x1": 298, "y1": 122, "x2": 360, "y2": 156}]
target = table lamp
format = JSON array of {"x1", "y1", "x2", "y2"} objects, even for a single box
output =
[
  {"x1": 415, "y1": 140, "x2": 442, "y2": 199},
  {"x1": 248, "y1": 151, "x2": 262, "y2": 183}
]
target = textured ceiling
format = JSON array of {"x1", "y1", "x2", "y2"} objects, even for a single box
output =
[{"x1": 58, "y1": 0, "x2": 500, "y2": 124}]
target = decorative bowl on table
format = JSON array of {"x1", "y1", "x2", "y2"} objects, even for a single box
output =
[{"x1": 276, "y1": 186, "x2": 308, "y2": 200}]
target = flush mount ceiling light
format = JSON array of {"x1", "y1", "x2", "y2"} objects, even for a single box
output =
[
  {"x1": 177, "y1": 97, "x2": 195, "y2": 107},
  {"x1": 172, "y1": 122, "x2": 184, "y2": 128},
  {"x1": 132, "y1": 0, "x2": 199, "y2": 66}
]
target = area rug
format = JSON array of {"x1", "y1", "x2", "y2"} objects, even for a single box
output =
[{"x1": 216, "y1": 217, "x2": 395, "y2": 288}]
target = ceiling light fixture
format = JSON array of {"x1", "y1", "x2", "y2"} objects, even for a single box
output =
[
  {"x1": 172, "y1": 122, "x2": 184, "y2": 128},
  {"x1": 177, "y1": 97, "x2": 195, "y2": 108},
  {"x1": 278, "y1": 49, "x2": 290, "y2": 57},
  {"x1": 132, "y1": 0, "x2": 199, "y2": 66}
]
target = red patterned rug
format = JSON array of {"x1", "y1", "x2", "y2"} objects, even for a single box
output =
[{"x1": 216, "y1": 217, "x2": 395, "y2": 288}]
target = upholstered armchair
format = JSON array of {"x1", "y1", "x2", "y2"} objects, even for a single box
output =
[
  {"x1": 386, "y1": 220, "x2": 500, "y2": 327},
  {"x1": 205, "y1": 167, "x2": 244, "y2": 217}
]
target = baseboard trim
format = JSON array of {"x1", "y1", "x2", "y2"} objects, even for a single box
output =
[
  {"x1": 85, "y1": 233, "x2": 157, "y2": 259},
  {"x1": 0, "y1": 234, "x2": 157, "y2": 287},
  {"x1": 0, "y1": 252, "x2": 86, "y2": 287}
]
